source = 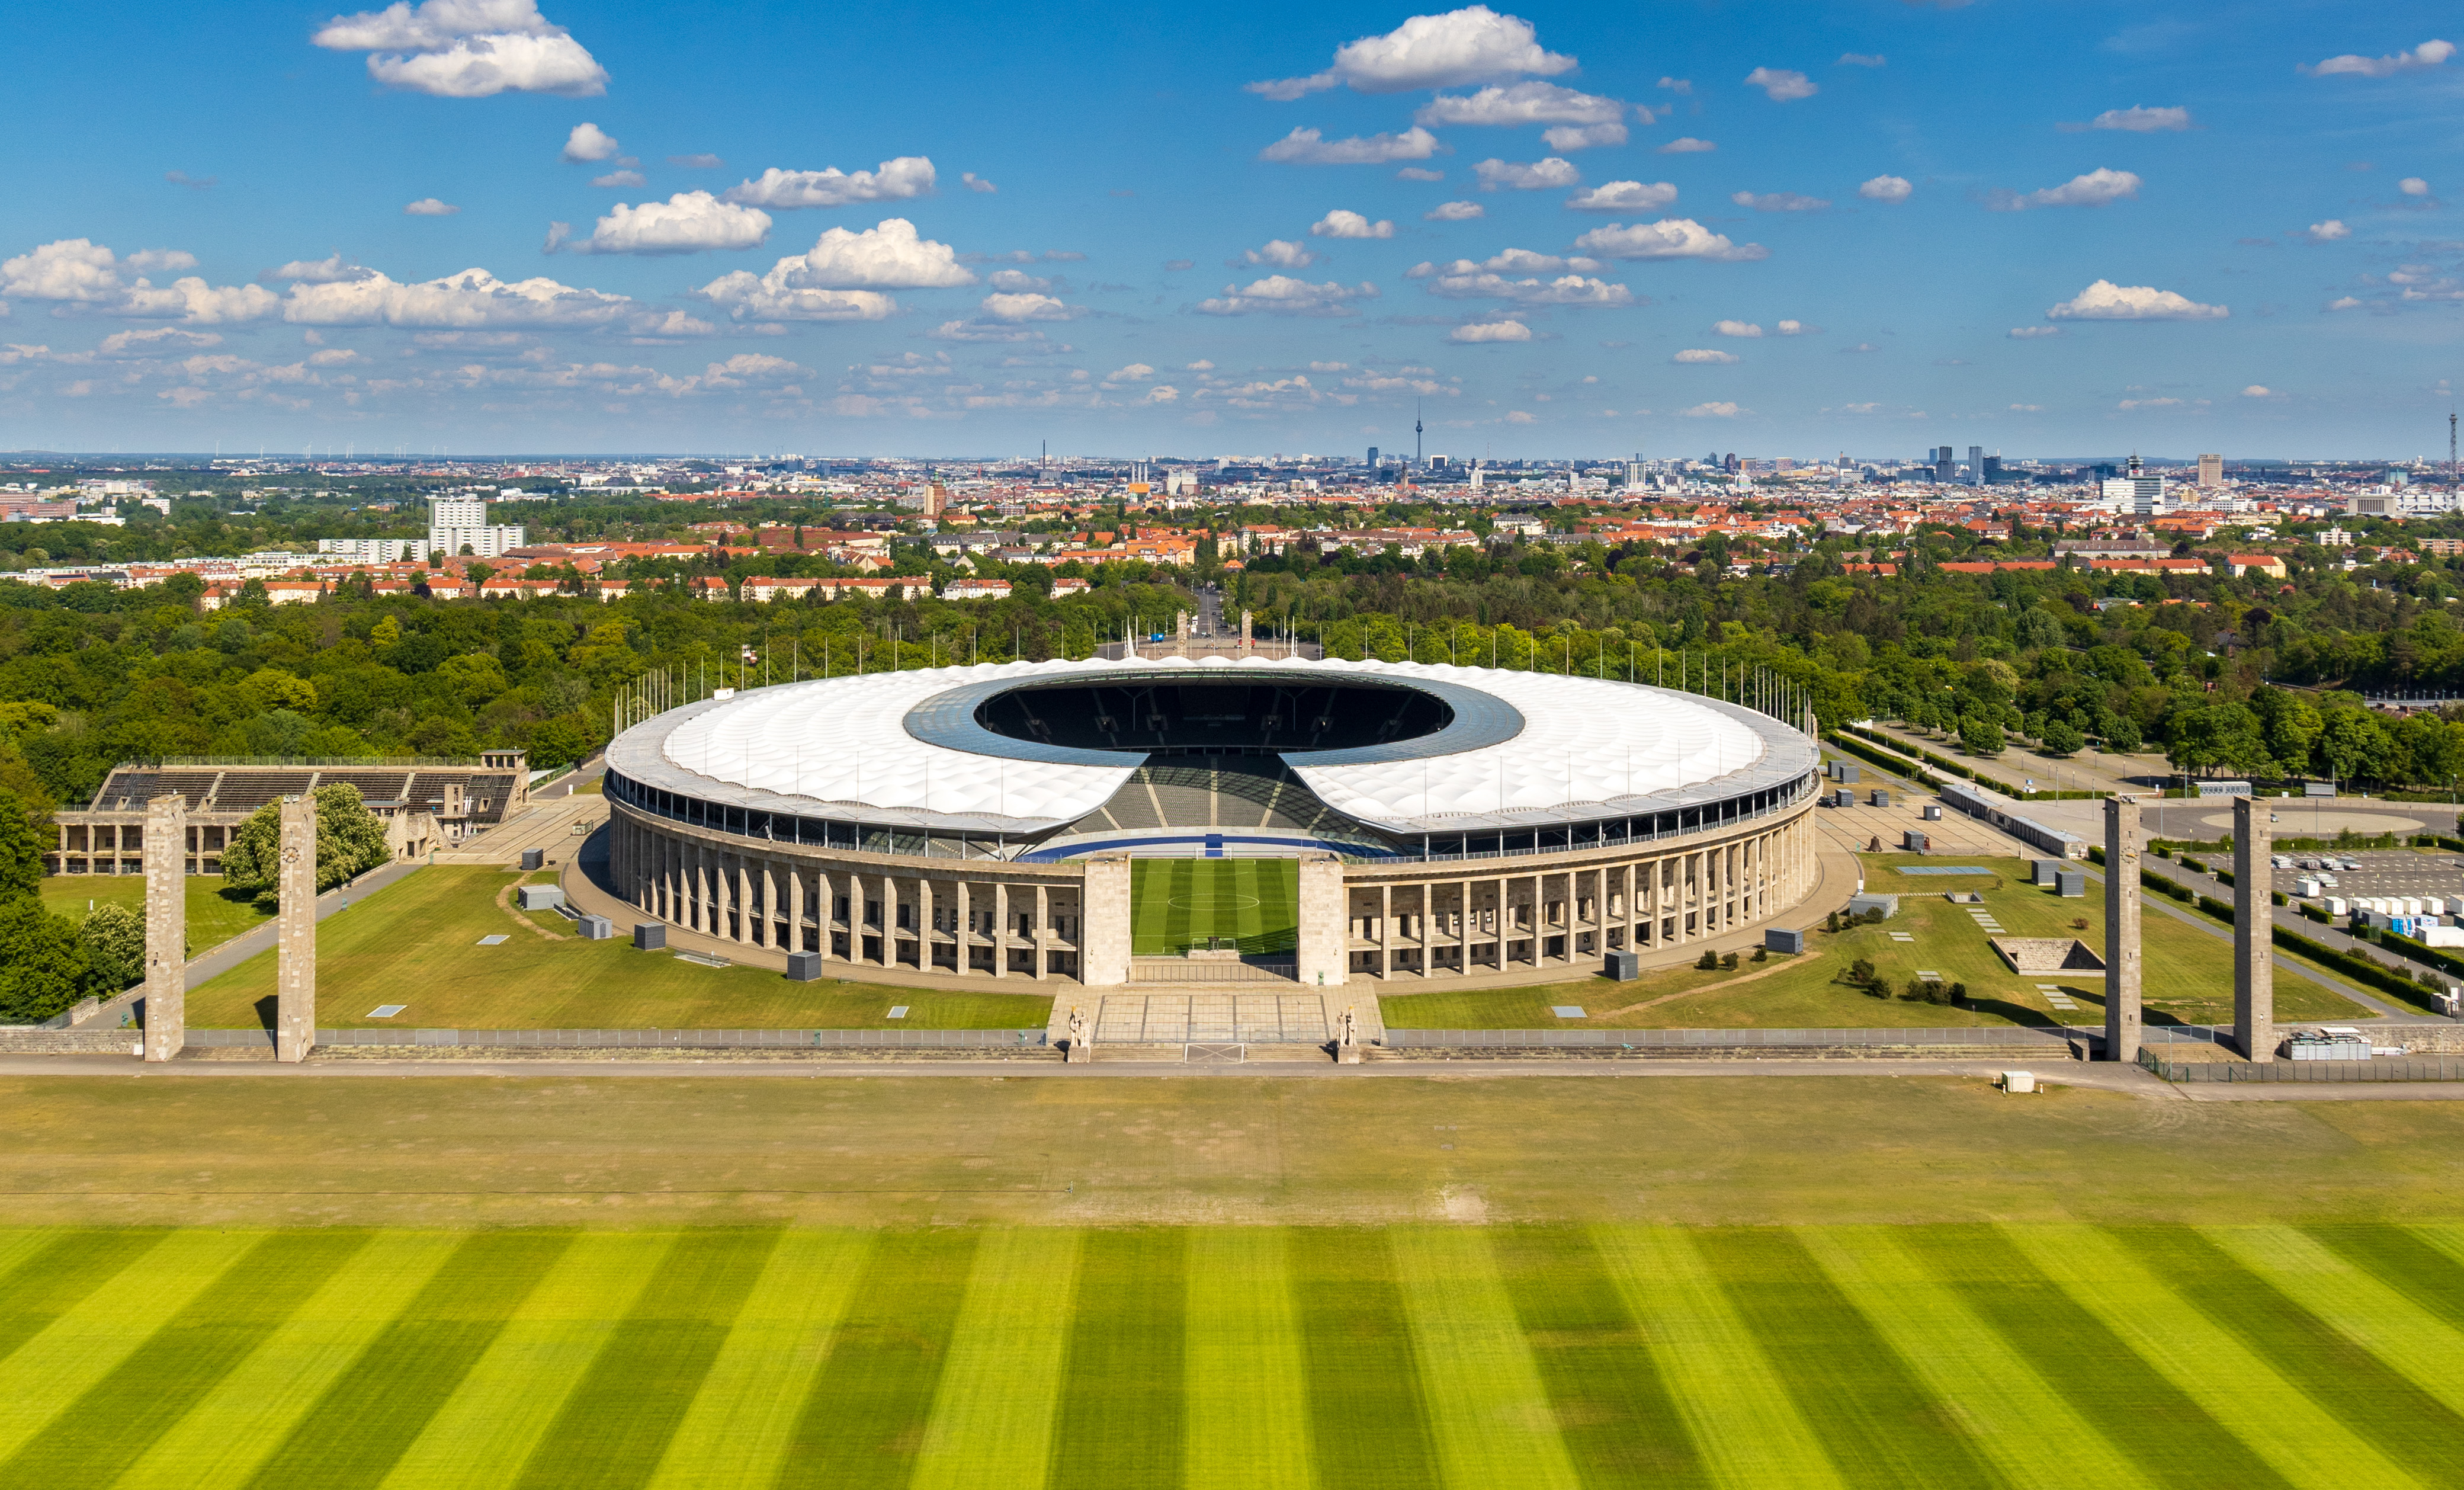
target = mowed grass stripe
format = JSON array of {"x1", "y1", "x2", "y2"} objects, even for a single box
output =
[
  {"x1": 1187, "y1": 1229, "x2": 1314, "y2": 1490},
  {"x1": 1493, "y1": 1227, "x2": 1702, "y2": 1488},
  {"x1": 1894, "y1": 1226, "x2": 2289, "y2": 1490},
  {"x1": 1392, "y1": 1227, "x2": 1583, "y2": 1490},
  {"x1": 1800, "y1": 1228, "x2": 2152, "y2": 1490},
  {"x1": 1593, "y1": 1228, "x2": 1841, "y2": 1490},
  {"x1": 2216, "y1": 1226, "x2": 2464, "y2": 1421},
  {"x1": 514, "y1": 1229, "x2": 783, "y2": 1490},
  {"x1": 1698, "y1": 1226, "x2": 2005, "y2": 1488},
  {"x1": 1132, "y1": 861, "x2": 1187, "y2": 956},
  {"x1": 643, "y1": 1231, "x2": 873, "y2": 1490},
  {"x1": 1051, "y1": 1228, "x2": 1186, "y2": 1489},
  {"x1": 911, "y1": 1229, "x2": 1082, "y2": 1490},
  {"x1": 2306, "y1": 1223, "x2": 2464, "y2": 1336},
  {"x1": 777, "y1": 1228, "x2": 978, "y2": 1490},
  {"x1": 2007, "y1": 1224, "x2": 2408, "y2": 1490},
  {"x1": 1290, "y1": 1228, "x2": 1442, "y2": 1490},
  {"x1": 2116, "y1": 1225, "x2": 2464, "y2": 1486},
  {"x1": 116, "y1": 1232, "x2": 461, "y2": 1490},
  {"x1": 378, "y1": 1232, "x2": 669, "y2": 1490},
  {"x1": 0, "y1": 1228, "x2": 167, "y2": 1367},
  {"x1": 242, "y1": 1230, "x2": 576, "y2": 1490},
  {"x1": 0, "y1": 1229, "x2": 256, "y2": 1463},
  {"x1": 0, "y1": 1229, "x2": 371, "y2": 1490}
]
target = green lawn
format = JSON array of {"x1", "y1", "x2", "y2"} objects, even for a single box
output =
[
  {"x1": 184, "y1": 865, "x2": 1053, "y2": 1031},
  {"x1": 1382, "y1": 853, "x2": 2378, "y2": 1030},
  {"x1": 40, "y1": 874, "x2": 269, "y2": 955},
  {"x1": 1130, "y1": 858, "x2": 1298, "y2": 956},
  {"x1": 1, "y1": 1219, "x2": 2459, "y2": 1489}
]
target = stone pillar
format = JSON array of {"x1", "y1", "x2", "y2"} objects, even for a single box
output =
[
  {"x1": 787, "y1": 865, "x2": 805, "y2": 954},
  {"x1": 1377, "y1": 883, "x2": 1393, "y2": 979},
  {"x1": 1296, "y1": 852, "x2": 1348, "y2": 988},
  {"x1": 2234, "y1": 795, "x2": 2275, "y2": 1062},
  {"x1": 993, "y1": 882, "x2": 1009, "y2": 979},
  {"x1": 957, "y1": 879, "x2": 974, "y2": 976},
  {"x1": 2103, "y1": 796, "x2": 2142, "y2": 1063},
  {"x1": 1033, "y1": 884, "x2": 1050, "y2": 980},
  {"x1": 276, "y1": 795, "x2": 317, "y2": 1063},
  {"x1": 1240, "y1": 609, "x2": 1253, "y2": 654},
  {"x1": 1080, "y1": 854, "x2": 1132, "y2": 986},
  {"x1": 142, "y1": 793, "x2": 186, "y2": 1063}
]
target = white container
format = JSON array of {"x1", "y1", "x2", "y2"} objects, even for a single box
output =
[
  {"x1": 2405, "y1": 897, "x2": 2426, "y2": 917},
  {"x1": 2325, "y1": 897, "x2": 2348, "y2": 915},
  {"x1": 2296, "y1": 878, "x2": 2321, "y2": 898},
  {"x1": 2000, "y1": 1071, "x2": 2035, "y2": 1094}
]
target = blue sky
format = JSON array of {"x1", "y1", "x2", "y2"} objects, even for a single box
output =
[{"x1": 2, "y1": 1, "x2": 2460, "y2": 459}]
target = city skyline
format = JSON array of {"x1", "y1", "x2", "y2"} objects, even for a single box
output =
[{"x1": 3, "y1": 2, "x2": 2461, "y2": 456}]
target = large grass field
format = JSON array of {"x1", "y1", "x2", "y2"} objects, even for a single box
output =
[
  {"x1": 184, "y1": 866, "x2": 1053, "y2": 1031},
  {"x1": 40, "y1": 874, "x2": 269, "y2": 956},
  {"x1": 1, "y1": 1218, "x2": 2460, "y2": 1489},
  {"x1": 1131, "y1": 858, "x2": 1299, "y2": 956},
  {"x1": 1382, "y1": 854, "x2": 2380, "y2": 1031}
]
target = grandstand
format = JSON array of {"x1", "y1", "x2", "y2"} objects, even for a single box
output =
[{"x1": 48, "y1": 751, "x2": 530, "y2": 876}]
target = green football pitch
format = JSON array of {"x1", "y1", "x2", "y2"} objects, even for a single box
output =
[
  {"x1": 4, "y1": 1220, "x2": 2463, "y2": 1488},
  {"x1": 1131, "y1": 858, "x2": 1298, "y2": 956}
]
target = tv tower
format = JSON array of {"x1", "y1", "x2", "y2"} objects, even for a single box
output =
[
  {"x1": 2450, "y1": 409, "x2": 2456, "y2": 488},
  {"x1": 1414, "y1": 399, "x2": 1424, "y2": 467}
]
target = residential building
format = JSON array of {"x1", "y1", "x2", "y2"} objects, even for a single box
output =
[
  {"x1": 2197, "y1": 453, "x2": 2224, "y2": 488},
  {"x1": 428, "y1": 496, "x2": 524, "y2": 559}
]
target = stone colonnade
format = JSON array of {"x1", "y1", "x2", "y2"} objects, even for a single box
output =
[
  {"x1": 608, "y1": 806, "x2": 1090, "y2": 982},
  {"x1": 1333, "y1": 805, "x2": 1821, "y2": 980}
]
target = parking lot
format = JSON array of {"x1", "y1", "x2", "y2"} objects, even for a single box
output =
[{"x1": 2267, "y1": 849, "x2": 2464, "y2": 903}]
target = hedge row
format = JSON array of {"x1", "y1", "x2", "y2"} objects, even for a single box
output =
[
  {"x1": 2273, "y1": 928, "x2": 2441, "y2": 1011},
  {"x1": 1854, "y1": 726, "x2": 2100, "y2": 800},
  {"x1": 1823, "y1": 731, "x2": 1941, "y2": 789}
]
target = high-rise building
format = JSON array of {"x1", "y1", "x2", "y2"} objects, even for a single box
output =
[
  {"x1": 1967, "y1": 445, "x2": 1985, "y2": 485},
  {"x1": 427, "y1": 496, "x2": 523, "y2": 559},
  {"x1": 1981, "y1": 455, "x2": 2004, "y2": 484},
  {"x1": 2197, "y1": 453, "x2": 2223, "y2": 488},
  {"x1": 1933, "y1": 446, "x2": 1956, "y2": 482},
  {"x1": 1366, "y1": 446, "x2": 1379, "y2": 468},
  {"x1": 2100, "y1": 454, "x2": 2165, "y2": 516}
]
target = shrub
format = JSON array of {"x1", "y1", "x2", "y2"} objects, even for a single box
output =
[
  {"x1": 1948, "y1": 981, "x2": 1969, "y2": 1007},
  {"x1": 1825, "y1": 909, "x2": 1839, "y2": 933},
  {"x1": 1751, "y1": 946, "x2": 1767, "y2": 963},
  {"x1": 1720, "y1": 951, "x2": 1738, "y2": 970},
  {"x1": 1901, "y1": 978, "x2": 1948, "y2": 1005},
  {"x1": 2070, "y1": 917, "x2": 2090, "y2": 930},
  {"x1": 1845, "y1": 957, "x2": 1876, "y2": 988},
  {"x1": 1696, "y1": 950, "x2": 1718, "y2": 970}
]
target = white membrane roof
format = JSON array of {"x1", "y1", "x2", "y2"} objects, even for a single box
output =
[{"x1": 613, "y1": 654, "x2": 1813, "y2": 835}]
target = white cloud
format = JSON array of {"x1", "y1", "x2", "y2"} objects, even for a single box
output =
[
  {"x1": 1744, "y1": 67, "x2": 1817, "y2": 101},
  {"x1": 2402, "y1": 177, "x2": 2431, "y2": 196},
  {"x1": 562, "y1": 121, "x2": 619, "y2": 162},
  {"x1": 979, "y1": 292, "x2": 1082, "y2": 322},
  {"x1": 1474, "y1": 157, "x2": 1579, "y2": 190},
  {"x1": 284, "y1": 267, "x2": 640, "y2": 328},
  {"x1": 553, "y1": 191, "x2": 771, "y2": 255},
  {"x1": 313, "y1": 0, "x2": 608, "y2": 97},
  {"x1": 1711, "y1": 319, "x2": 1761, "y2": 337},
  {"x1": 97, "y1": 326, "x2": 221, "y2": 355},
  {"x1": 1249, "y1": 6, "x2": 1578, "y2": 100},
  {"x1": 2116, "y1": 397, "x2": 2184, "y2": 410},
  {"x1": 986, "y1": 268, "x2": 1051, "y2": 291},
  {"x1": 1658, "y1": 76, "x2": 1691, "y2": 94},
  {"x1": 0, "y1": 238, "x2": 280, "y2": 325},
  {"x1": 1450, "y1": 319, "x2": 1533, "y2": 342},
  {"x1": 723, "y1": 157, "x2": 937, "y2": 209},
  {"x1": 2302, "y1": 39, "x2": 2454, "y2": 78},
  {"x1": 1985, "y1": 167, "x2": 2141, "y2": 210},
  {"x1": 1424, "y1": 200, "x2": 1486, "y2": 220},
  {"x1": 1414, "y1": 80, "x2": 1621, "y2": 127},
  {"x1": 1840, "y1": 341, "x2": 1876, "y2": 353},
  {"x1": 1682, "y1": 400, "x2": 1744, "y2": 416},
  {"x1": 2062, "y1": 105, "x2": 2192, "y2": 132},
  {"x1": 1858, "y1": 174, "x2": 1913, "y2": 203},
  {"x1": 1673, "y1": 348, "x2": 1739, "y2": 363},
  {"x1": 591, "y1": 169, "x2": 646, "y2": 188},
  {"x1": 1564, "y1": 181, "x2": 1677, "y2": 213},
  {"x1": 1838, "y1": 52, "x2": 1885, "y2": 67},
  {"x1": 1104, "y1": 363, "x2": 1155, "y2": 382},
  {"x1": 1731, "y1": 190, "x2": 1830, "y2": 212},
  {"x1": 2045, "y1": 279, "x2": 2226, "y2": 320},
  {"x1": 1542, "y1": 123, "x2": 1628, "y2": 151},
  {"x1": 1243, "y1": 239, "x2": 1319, "y2": 268},
  {"x1": 1143, "y1": 385, "x2": 1179, "y2": 403},
  {"x1": 1260, "y1": 127, "x2": 1443, "y2": 165},
  {"x1": 1186, "y1": 360, "x2": 1215, "y2": 370},
  {"x1": 1194, "y1": 275, "x2": 1379, "y2": 316},
  {"x1": 126, "y1": 249, "x2": 198, "y2": 274},
  {"x1": 1418, "y1": 270, "x2": 1632, "y2": 305},
  {"x1": 746, "y1": 219, "x2": 970, "y2": 289},
  {"x1": 1657, "y1": 137, "x2": 1716, "y2": 153},
  {"x1": 1571, "y1": 218, "x2": 1768, "y2": 262},
  {"x1": 2008, "y1": 325, "x2": 2062, "y2": 338},
  {"x1": 1410, "y1": 248, "x2": 1601, "y2": 276},
  {"x1": 1397, "y1": 167, "x2": 1446, "y2": 181},
  {"x1": 1776, "y1": 319, "x2": 1817, "y2": 334},
  {"x1": 2326, "y1": 296, "x2": 2363, "y2": 311},
  {"x1": 403, "y1": 197, "x2": 459, "y2": 215},
  {"x1": 669, "y1": 153, "x2": 723, "y2": 169},
  {"x1": 2242, "y1": 384, "x2": 2276, "y2": 397},
  {"x1": 926, "y1": 319, "x2": 1048, "y2": 343},
  {"x1": 2304, "y1": 219, "x2": 2352, "y2": 241},
  {"x1": 1311, "y1": 210, "x2": 1395, "y2": 239},
  {"x1": 263, "y1": 253, "x2": 376, "y2": 284},
  {"x1": 962, "y1": 172, "x2": 996, "y2": 193},
  {"x1": 1, "y1": 239, "x2": 121, "y2": 302}
]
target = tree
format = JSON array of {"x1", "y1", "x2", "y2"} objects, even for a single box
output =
[
  {"x1": 220, "y1": 784, "x2": 394, "y2": 909},
  {"x1": 78, "y1": 902, "x2": 144, "y2": 991},
  {"x1": 1960, "y1": 715, "x2": 2006, "y2": 756},
  {"x1": 0, "y1": 792, "x2": 44, "y2": 901},
  {"x1": 2039, "y1": 720, "x2": 2086, "y2": 756},
  {"x1": 0, "y1": 898, "x2": 88, "y2": 1023}
]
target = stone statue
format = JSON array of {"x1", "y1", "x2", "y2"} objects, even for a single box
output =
[
  {"x1": 1067, "y1": 1005, "x2": 1086, "y2": 1046},
  {"x1": 1340, "y1": 1007, "x2": 1356, "y2": 1047}
]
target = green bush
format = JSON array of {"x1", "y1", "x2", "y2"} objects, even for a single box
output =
[{"x1": 1696, "y1": 950, "x2": 1718, "y2": 970}]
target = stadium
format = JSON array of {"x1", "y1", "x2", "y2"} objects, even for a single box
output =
[{"x1": 602, "y1": 655, "x2": 1824, "y2": 988}]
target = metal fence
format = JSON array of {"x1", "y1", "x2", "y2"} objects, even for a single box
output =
[
  {"x1": 2139, "y1": 1050, "x2": 2464, "y2": 1082},
  {"x1": 1385, "y1": 1025, "x2": 2088, "y2": 1050},
  {"x1": 182, "y1": 1026, "x2": 1049, "y2": 1050}
]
